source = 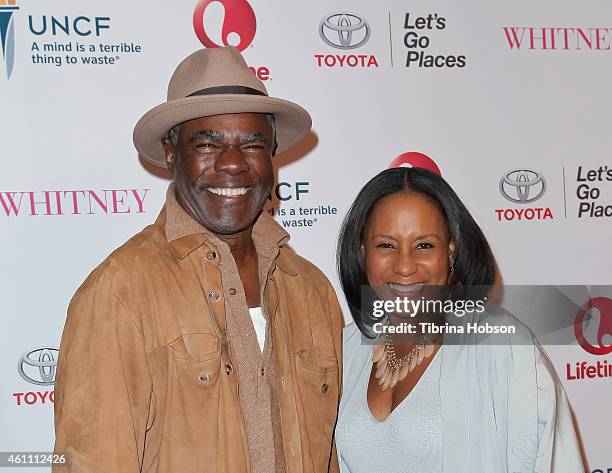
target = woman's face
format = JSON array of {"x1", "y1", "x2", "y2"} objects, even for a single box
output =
[{"x1": 363, "y1": 191, "x2": 455, "y2": 299}]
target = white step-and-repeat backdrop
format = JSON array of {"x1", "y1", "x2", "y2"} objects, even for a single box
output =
[{"x1": 1, "y1": 0, "x2": 610, "y2": 471}]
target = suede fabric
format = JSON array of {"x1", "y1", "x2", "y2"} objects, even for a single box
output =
[{"x1": 53, "y1": 185, "x2": 343, "y2": 473}]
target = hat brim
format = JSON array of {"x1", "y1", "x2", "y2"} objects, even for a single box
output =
[{"x1": 133, "y1": 95, "x2": 312, "y2": 168}]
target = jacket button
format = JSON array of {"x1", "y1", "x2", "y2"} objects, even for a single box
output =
[
  {"x1": 205, "y1": 250, "x2": 216, "y2": 260},
  {"x1": 320, "y1": 383, "x2": 329, "y2": 393},
  {"x1": 229, "y1": 287, "x2": 236, "y2": 295},
  {"x1": 207, "y1": 290, "x2": 219, "y2": 301},
  {"x1": 225, "y1": 364, "x2": 233, "y2": 375},
  {"x1": 199, "y1": 372, "x2": 212, "y2": 384}
]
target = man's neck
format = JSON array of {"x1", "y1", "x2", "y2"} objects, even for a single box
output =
[{"x1": 215, "y1": 228, "x2": 257, "y2": 264}]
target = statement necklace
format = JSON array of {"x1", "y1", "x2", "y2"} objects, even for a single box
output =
[{"x1": 371, "y1": 334, "x2": 435, "y2": 391}]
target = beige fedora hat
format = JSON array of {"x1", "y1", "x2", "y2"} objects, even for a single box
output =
[{"x1": 133, "y1": 47, "x2": 312, "y2": 168}]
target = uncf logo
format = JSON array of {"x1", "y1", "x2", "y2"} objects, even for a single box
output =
[
  {"x1": 574, "y1": 297, "x2": 612, "y2": 355},
  {"x1": 0, "y1": 0, "x2": 19, "y2": 79},
  {"x1": 193, "y1": 0, "x2": 256, "y2": 52}
]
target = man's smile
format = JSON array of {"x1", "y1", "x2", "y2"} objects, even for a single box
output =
[{"x1": 206, "y1": 187, "x2": 251, "y2": 197}]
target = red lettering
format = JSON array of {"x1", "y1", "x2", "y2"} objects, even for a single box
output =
[
  {"x1": 495, "y1": 209, "x2": 503, "y2": 221},
  {"x1": 558, "y1": 27, "x2": 574, "y2": 49},
  {"x1": 524, "y1": 208, "x2": 534, "y2": 219},
  {"x1": 543, "y1": 208, "x2": 553, "y2": 219},
  {"x1": 504, "y1": 209, "x2": 514, "y2": 220},
  {"x1": 257, "y1": 66, "x2": 270, "y2": 81},
  {"x1": 595, "y1": 28, "x2": 610, "y2": 50},
  {"x1": 13, "y1": 392, "x2": 24, "y2": 405},
  {"x1": 63, "y1": 190, "x2": 85, "y2": 214},
  {"x1": 28, "y1": 191, "x2": 53, "y2": 216},
  {"x1": 314, "y1": 54, "x2": 379, "y2": 68},
  {"x1": 503, "y1": 27, "x2": 526, "y2": 50},
  {"x1": 87, "y1": 189, "x2": 108, "y2": 214},
  {"x1": 248, "y1": 65, "x2": 270, "y2": 81},
  {"x1": 24, "y1": 392, "x2": 37, "y2": 405},
  {"x1": 131, "y1": 189, "x2": 149, "y2": 213},
  {"x1": 0, "y1": 192, "x2": 25, "y2": 216},
  {"x1": 528, "y1": 27, "x2": 548, "y2": 49},
  {"x1": 576, "y1": 28, "x2": 593, "y2": 49},
  {"x1": 54, "y1": 190, "x2": 64, "y2": 215},
  {"x1": 12, "y1": 391, "x2": 54, "y2": 406},
  {"x1": 111, "y1": 189, "x2": 130, "y2": 214}
]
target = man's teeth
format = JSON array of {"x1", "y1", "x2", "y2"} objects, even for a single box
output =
[
  {"x1": 207, "y1": 187, "x2": 249, "y2": 196},
  {"x1": 388, "y1": 283, "x2": 424, "y2": 293}
]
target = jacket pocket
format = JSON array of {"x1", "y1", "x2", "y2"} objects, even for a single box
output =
[
  {"x1": 294, "y1": 349, "x2": 340, "y2": 471},
  {"x1": 167, "y1": 331, "x2": 219, "y2": 361}
]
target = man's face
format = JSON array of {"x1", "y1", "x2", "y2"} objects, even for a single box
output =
[{"x1": 163, "y1": 113, "x2": 275, "y2": 235}]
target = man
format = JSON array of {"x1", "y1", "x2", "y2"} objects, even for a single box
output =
[{"x1": 53, "y1": 47, "x2": 343, "y2": 473}]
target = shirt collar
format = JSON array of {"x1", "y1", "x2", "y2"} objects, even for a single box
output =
[{"x1": 156, "y1": 184, "x2": 297, "y2": 275}]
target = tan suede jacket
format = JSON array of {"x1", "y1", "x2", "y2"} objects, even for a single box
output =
[{"x1": 53, "y1": 195, "x2": 343, "y2": 473}]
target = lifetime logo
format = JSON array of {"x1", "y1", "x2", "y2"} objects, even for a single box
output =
[
  {"x1": 388, "y1": 151, "x2": 442, "y2": 176},
  {"x1": 0, "y1": 0, "x2": 19, "y2": 79},
  {"x1": 192, "y1": 0, "x2": 269, "y2": 80},
  {"x1": 574, "y1": 297, "x2": 612, "y2": 356},
  {"x1": 566, "y1": 297, "x2": 612, "y2": 382},
  {"x1": 193, "y1": 0, "x2": 256, "y2": 51},
  {"x1": 315, "y1": 12, "x2": 379, "y2": 69},
  {"x1": 495, "y1": 169, "x2": 553, "y2": 222}
]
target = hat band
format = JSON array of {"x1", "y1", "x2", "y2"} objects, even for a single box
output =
[{"x1": 187, "y1": 85, "x2": 267, "y2": 97}]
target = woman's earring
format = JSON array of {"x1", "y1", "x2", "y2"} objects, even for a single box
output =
[{"x1": 449, "y1": 264, "x2": 454, "y2": 273}]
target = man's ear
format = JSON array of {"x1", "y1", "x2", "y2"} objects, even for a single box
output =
[{"x1": 162, "y1": 137, "x2": 176, "y2": 171}]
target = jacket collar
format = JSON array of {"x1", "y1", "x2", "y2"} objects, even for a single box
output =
[{"x1": 155, "y1": 184, "x2": 297, "y2": 276}]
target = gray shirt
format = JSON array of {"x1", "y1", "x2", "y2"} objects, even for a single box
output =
[{"x1": 336, "y1": 346, "x2": 442, "y2": 473}]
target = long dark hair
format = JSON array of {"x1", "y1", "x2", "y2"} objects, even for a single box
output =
[{"x1": 337, "y1": 167, "x2": 496, "y2": 337}]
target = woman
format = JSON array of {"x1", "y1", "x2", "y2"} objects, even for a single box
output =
[{"x1": 335, "y1": 167, "x2": 584, "y2": 473}]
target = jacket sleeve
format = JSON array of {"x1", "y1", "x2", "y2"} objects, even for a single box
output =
[
  {"x1": 53, "y1": 268, "x2": 153, "y2": 473},
  {"x1": 533, "y1": 342, "x2": 586, "y2": 473}
]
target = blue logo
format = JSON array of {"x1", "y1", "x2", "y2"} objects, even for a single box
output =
[{"x1": 0, "y1": 0, "x2": 18, "y2": 79}]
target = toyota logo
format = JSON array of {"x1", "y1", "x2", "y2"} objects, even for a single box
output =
[
  {"x1": 319, "y1": 13, "x2": 370, "y2": 50},
  {"x1": 499, "y1": 169, "x2": 546, "y2": 204},
  {"x1": 18, "y1": 347, "x2": 59, "y2": 386}
]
